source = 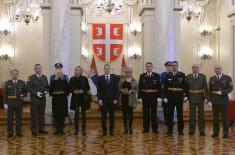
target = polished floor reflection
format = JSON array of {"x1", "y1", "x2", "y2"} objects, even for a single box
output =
[{"x1": 0, "y1": 120, "x2": 235, "y2": 155}]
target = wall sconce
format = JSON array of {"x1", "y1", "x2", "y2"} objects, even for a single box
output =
[
  {"x1": 81, "y1": 22, "x2": 88, "y2": 34},
  {"x1": 81, "y1": 47, "x2": 89, "y2": 59},
  {"x1": 0, "y1": 20, "x2": 13, "y2": 36},
  {"x1": 199, "y1": 47, "x2": 213, "y2": 60},
  {"x1": 129, "y1": 23, "x2": 141, "y2": 36},
  {"x1": 199, "y1": 25, "x2": 213, "y2": 37},
  {"x1": 0, "y1": 47, "x2": 13, "y2": 61},
  {"x1": 128, "y1": 47, "x2": 141, "y2": 60}
]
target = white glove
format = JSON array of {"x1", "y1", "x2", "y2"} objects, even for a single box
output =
[
  {"x1": 184, "y1": 97, "x2": 188, "y2": 102},
  {"x1": 208, "y1": 102, "x2": 212, "y2": 106},
  {"x1": 157, "y1": 98, "x2": 162, "y2": 104},
  {"x1": 163, "y1": 98, "x2": 168, "y2": 103},
  {"x1": 37, "y1": 92, "x2": 42, "y2": 98},
  {"x1": 138, "y1": 98, "x2": 143, "y2": 103},
  {"x1": 216, "y1": 91, "x2": 222, "y2": 95},
  {"x1": 4, "y1": 104, "x2": 8, "y2": 110},
  {"x1": 99, "y1": 100, "x2": 103, "y2": 106}
]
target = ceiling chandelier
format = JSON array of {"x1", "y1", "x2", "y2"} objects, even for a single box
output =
[
  {"x1": 13, "y1": 0, "x2": 41, "y2": 25},
  {"x1": 180, "y1": 0, "x2": 209, "y2": 22},
  {"x1": 95, "y1": 0, "x2": 127, "y2": 14}
]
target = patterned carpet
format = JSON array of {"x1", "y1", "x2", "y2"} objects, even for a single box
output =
[{"x1": 0, "y1": 120, "x2": 235, "y2": 155}]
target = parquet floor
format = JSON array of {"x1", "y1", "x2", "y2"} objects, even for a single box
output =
[{"x1": 0, "y1": 120, "x2": 235, "y2": 155}]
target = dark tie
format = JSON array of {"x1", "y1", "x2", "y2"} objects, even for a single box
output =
[
  {"x1": 217, "y1": 76, "x2": 220, "y2": 80},
  {"x1": 106, "y1": 76, "x2": 109, "y2": 84},
  {"x1": 13, "y1": 80, "x2": 17, "y2": 85}
]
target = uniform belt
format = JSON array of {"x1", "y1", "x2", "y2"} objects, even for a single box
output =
[
  {"x1": 142, "y1": 89, "x2": 158, "y2": 93},
  {"x1": 212, "y1": 91, "x2": 219, "y2": 94},
  {"x1": 189, "y1": 89, "x2": 204, "y2": 94},
  {"x1": 8, "y1": 96, "x2": 17, "y2": 99},
  {"x1": 168, "y1": 88, "x2": 183, "y2": 91}
]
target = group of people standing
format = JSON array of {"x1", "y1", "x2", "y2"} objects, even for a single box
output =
[{"x1": 2, "y1": 61, "x2": 233, "y2": 139}]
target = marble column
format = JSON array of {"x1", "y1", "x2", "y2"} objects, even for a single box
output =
[
  {"x1": 50, "y1": 0, "x2": 71, "y2": 75},
  {"x1": 154, "y1": 0, "x2": 181, "y2": 72}
]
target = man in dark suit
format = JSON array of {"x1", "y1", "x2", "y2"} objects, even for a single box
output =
[
  {"x1": 186, "y1": 64, "x2": 208, "y2": 136},
  {"x1": 27, "y1": 64, "x2": 49, "y2": 136},
  {"x1": 3, "y1": 68, "x2": 27, "y2": 137},
  {"x1": 138, "y1": 62, "x2": 162, "y2": 133},
  {"x1": 209, "y1": 65, "x2": 233, "y2": 138},
  {"x1": 160, "y1": 61, "x2": 172, "y2": 125},
  {"x1": 97, "y1": 64, "x2": 118, "y2": 136},
  {"x1": 163, "y1": 61, "x2": 188, "y2": 135}
]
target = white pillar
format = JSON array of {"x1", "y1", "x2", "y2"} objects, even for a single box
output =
[
  {"x1": 154, "y1": 0, "x2": 181, "y2": 72},
  {"x1": 50, "y1": 0, "x2": 71, "y2": 75},
  {"x1": 140, "y1": 7, "x2": 155, "y2": 72}
]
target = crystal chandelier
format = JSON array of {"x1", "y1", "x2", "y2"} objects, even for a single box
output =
[
  {"x1": 95, "y1": 0, "x2": 126, "y2": 14},
  {"x1": 13, "y1": 0, "x2": 41, "y2": 25},
  {"x1": 180, "y1": 0, "x2": 206, "y2": 22}
]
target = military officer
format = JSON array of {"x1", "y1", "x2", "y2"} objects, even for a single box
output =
[
  {"x1": 138, "y1": 62, "x2": 162, "y2": 133},
  {"x1": 208, "y1": 65, "x2": 233, "y2": 138},
  {"x1": 50, "y1": 63, "x2": 69, "y2": 83},
  {"x1": 27, "y1": 64, "x2": 49, "y2": 136},
  {"x1": 186, "y1": 64, "x2": 208, "y2": 136},
  {"x1": 163, "y1": 61, "x2": 188, "y2": 135},
  {"x1": 3, "y1": 68, "x2": 27, "y2": 137},
  {"x1": 160, "y1": 61, "x2": 172, "y2": 125}
]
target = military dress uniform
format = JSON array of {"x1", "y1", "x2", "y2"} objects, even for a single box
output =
[
  {"x1": 163, "y1": 71, "x2": 188, "y2": 134},
  {"x1": 138, "y1": 72, "x2": 161, "y2": 133},
  {"x1": 27, "y1": 74, "x2": 49, "y2": 135},
  {"x1": 186, "y1": 73, "x2": 208, "y2": 135},
  {"x1": 3, "y1": 80, "x2": 27, "y2": 136},
  {"x1": 209, "y1": 74, "x2": 233, "y2": 138}
]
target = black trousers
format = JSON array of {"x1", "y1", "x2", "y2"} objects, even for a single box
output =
[
  {"x1": 54, "y1": 116, "x2": 65, "y2": 132},
  {"x1": 167, "y1": 100, "x2": 184, "y2": 133},
  {"x1": 101, "y1": 103, "x2": 115, "y2": 132},
  {"x1": 122, "y1": 97, "x2": 133, "y2": 130},
  {"x1": 74, "y1": 106, "x2": 86, "y2": 130},
  {"x1": 30, "y1": 103, "x2": 46, "y2": 133},
  {"x1": 7, "y1": 101, "x2": 23, "y2": 134},
  {"x1": 162, "y1": 102, "x2": 169, "y2": 125},
  {"x1": 212, "y1": 104, "x2": 229, "y2": 135},
  {"x1": 142, "y1": 99, "x2": 158, "y2": 131}
]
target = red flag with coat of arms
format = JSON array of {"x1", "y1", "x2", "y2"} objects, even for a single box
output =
[{"x1": 93, "y1": 24, "x2": 123, "y2": 62}]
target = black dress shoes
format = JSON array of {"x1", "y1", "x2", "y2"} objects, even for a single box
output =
[
  {"x1": 16, "y1": 133, "x2": 23, "y2": 137},
  {"x1": 223, "y1": 134, "x2": 229, "y2": 139},
  {"x1": 200, "y1": 132, "x2": 205, "y2": 136},
  {"x1": 38, "y1": 130, "x2": 48, "y2": 134},
  {"x1": 7, "y1": 134, "x2": 13, "y2": 138},
  {"x1": 32, "y1": 132, "x2": 38, "y2": 136},
  {"x1": 188, "y1": 132, "x2": 194, "y2": 135},
  {"x1": 211, "y1": 133, "x2": 219, "y2": 137},
  {"x1": 142, "y1": 130, "x2": 149, "y2": 133}
]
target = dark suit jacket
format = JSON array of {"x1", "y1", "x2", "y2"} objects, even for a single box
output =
[
  {"x1": 138, "y1": 72, "x2": 161, "y2": 100},
  {"x1": 209, "y1": 74, "x2": 233, "y2": 104},
  {"x1": 27, "y1": 74, "x2": 49, "y2": 104},
  {"x1": 97, "y1": 74, "x2": 118, "y2": 104}
]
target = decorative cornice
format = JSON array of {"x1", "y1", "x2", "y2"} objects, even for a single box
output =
[
  {"x1": 139, "y1": 6, "x2": 154, "y2": 17},
  {"x1": 228, "y1": 7, "x2": 235, "y2": 18}
]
